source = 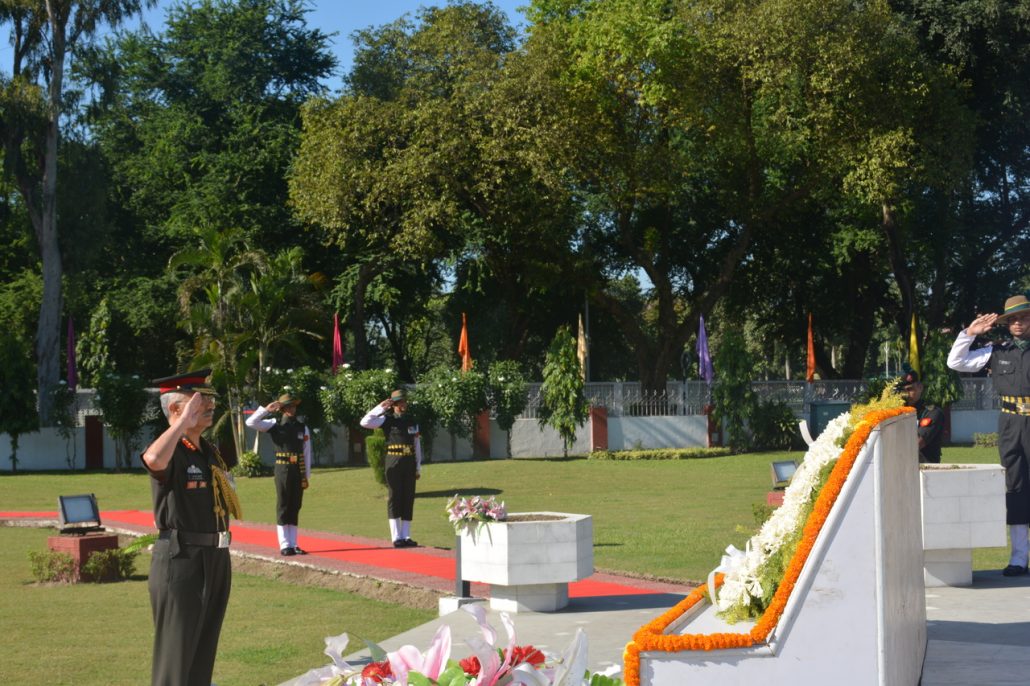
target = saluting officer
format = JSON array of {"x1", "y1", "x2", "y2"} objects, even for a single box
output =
[
  {"x1": 142, "y1": 369, "x2": 242, "y2": 686},
  {"x1": 896, "y1": 366, "x2": 945, "y2": 464},
  {"x1": 245, "y1": 393, "x2": 311, "y2": 556},
  {"x1": 360, "y1": 389, "x2": 422, "y2": 547},
  {"x1": 948, "y1": 293, "x2": 1030, "y2": 577}
]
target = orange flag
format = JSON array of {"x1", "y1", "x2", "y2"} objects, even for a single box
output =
[
  {"x1": 458, "y1": 312, "x2": 472, "y2": 372},
  {"x1": 806, "y1": 313, "x2": 815, "y2": 382}
]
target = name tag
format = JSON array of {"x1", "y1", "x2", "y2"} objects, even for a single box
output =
[{"x1": 217, "y1": 531, "x2": 231, "y2": 548}]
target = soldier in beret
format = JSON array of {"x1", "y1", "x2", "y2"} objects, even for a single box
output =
[
  {"x1": 360, "y1": 389, "x2": 422, "y2": 547},
  {"x1": 948, "y1": 293, "x2": 1030, "y2": 577},
  {"x1": 895, "y1": 366, "x2": 945, "y2": 464},
  {"x1": 246, "y1": 392, "x2": 312, "y2": 556},
  {"x1": 141, "y1": 369, "x2": 241, "y2": 685}
]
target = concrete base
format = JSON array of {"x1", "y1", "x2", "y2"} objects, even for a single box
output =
[
  {"x1": 924, "y1": 548, "x2": 973, "y2": 587},
  {"x1": 438, "y1": 596, "x2": 485, "y2": 617},
  {"x1": 489, "y1": 582, "x2": 569, "y2": 613}
]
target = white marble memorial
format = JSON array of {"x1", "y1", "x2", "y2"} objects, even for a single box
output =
[
  {"x1": 458, "y1": 512, "x2": 592, "y2": 612},
  {"x1": 920, "y1": 463, "x2": 1006, "y2": 587}
]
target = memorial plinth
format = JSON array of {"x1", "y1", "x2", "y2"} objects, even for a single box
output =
[
  {"x1": 459, "y1": 512, "x2": 592, "y2": 612},
  {"x1": 47, "y1": 532, "x2": 119, "y2": 581},
  {"x1": 920, "y1": 463, "x2": 1006, "y2": 586},
  {"x1": 627, "y1": 413, "x2": 926, "y2": 686}
]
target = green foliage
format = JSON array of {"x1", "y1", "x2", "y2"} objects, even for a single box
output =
[
  {"x1": 94, "y1": 372, "x2": 156, "y2": 470},
  {"x1": 710, "y1": 330, "x2": 757, "y2": 452},
  {"x1": 417, "y1": 365, "x2": 488, "y2": 441},
  {"x1": 920, "y1": 330, "x2": 963, "y2": 407},
  {"x1": 28, "y1": 550, "x2": 76, "y2": 584},
  {"x1": 80, "y1": 547, "x2": 139, "y2": 583},
  {"x1": 262, "y1": 365, "x2": 330, "y2": 455},
  {"x1": 47, "y1": 380, "x2": 78, "y2": 468},
  {"x1": 590, "y1": 447, "x2": 732, "y2": 461},
  {"x1": 76, "y1": 297, "x2": 113, "y2": 388},
  {"x1": 973, "y1": 433, "x2": 998, "y2": 448},
  {"x1": 749, "y1": 400, "x2": 803, "y2": 451},
  {"x1": 321, "y1": 368, "x2": 401, "y2": 428},
  {"x1": 539, "y1": 326, "x2": 588, "y2": 457},
  {"x1": 232, "y1": 450, "x2": 266, "y2": 478},
  {"x1": 365, "y1": 430, "x2": 387, "y2": 487},
  {"x1": 0, "y1": 333, "x2": 39, "y2": 471},
  {"x1": 487, "y1": 360, "x2": 528, "y2": 433}
]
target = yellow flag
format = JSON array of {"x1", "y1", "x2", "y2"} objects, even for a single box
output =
[
  {"x1": 577, "y1": 313, "x2": 588, "y2": 382},
  {"x1": 909, "y1": 312, "x2": 920, "y2": 376}
]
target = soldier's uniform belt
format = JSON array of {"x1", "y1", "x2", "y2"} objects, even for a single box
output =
[
  {"x1": 275, "y1": 451, "x2": 301, "y2": 464},
  {"x1": 159, "y1": 529, "x2": 231, "y2": 548},
  {"x1": 1001, "y1": 396, "x2": 1030, "y2": 415},
  {"x1": 386, "y1": 444, "x2": 414, "y2": 457}
]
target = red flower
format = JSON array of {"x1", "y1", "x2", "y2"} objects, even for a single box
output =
[
  {"x1": 360, "y1": 660, "x2": 392, "y2": 684},
  {"x1": 460, "y1": 655, "x2": 481, "y2": 676},
  {"x1": 507, "y1": 644, "x2": 545, "y2": 667}
]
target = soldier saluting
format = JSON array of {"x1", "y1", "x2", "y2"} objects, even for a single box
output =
[
  {"x1": 948, "y1": 293, "x2": 1030, "y2": 577},
  {"x1": 142, "y1": 369, "x2": 241, "y2": 686},
  {"x1": 361, "y1": 389, "x2": 422, "y2": 547},
  {"x1": 246, "y1": 393, "x2": 312, "y2": 556}
]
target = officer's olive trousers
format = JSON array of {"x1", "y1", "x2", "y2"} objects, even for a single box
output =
[
  {"x1": 149, "y1": 540, "x2": 232, "y2": 686},
  {"x1": 385, "y1": 454, "x2": 416, "y2": 520},
  {"x1": 275, "y1": 463, "x2": 304, "y2": 525}
]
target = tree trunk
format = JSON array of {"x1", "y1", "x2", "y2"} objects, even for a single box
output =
[{"x1": 350, "y1": 263, "x2": 373, "y2": 369}]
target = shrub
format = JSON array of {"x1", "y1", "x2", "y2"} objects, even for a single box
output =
[
  {"x1": 973, "y1": 432, "x2": 998, "y2": 448},
  {"x1": 80, "y1": 535, "x2": 155, "y2": 582},
  {"x1": 232, "y1": 450, "x2": 266, "y2": 477},
  {"x1": 29, "y1": 550, "x2": 76, "y2": 583},
  {"x1": 750, "y1": 399, "x2": 803, "y2": 451},
  {"x1": 589, "y1": 447, "x2": 732, "y2": 460},
  {"x1": 366, "y1": 430, "x2": 387, "y2": 486}
]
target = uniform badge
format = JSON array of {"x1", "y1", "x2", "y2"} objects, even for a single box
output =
[{"x1": 919, "y1": 417, "x2": 933, "y2": 427}]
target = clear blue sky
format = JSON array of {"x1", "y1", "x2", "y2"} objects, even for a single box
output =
[{"x1": 134, "y1": 1, "x2": 528, "y2": 90}]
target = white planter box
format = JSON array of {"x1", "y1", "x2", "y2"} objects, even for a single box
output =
[
  {"x1": 920, "y1": 463, "x2": 1006, "y2": 587},
  {"x1": 459, "y1": 512, "x2": 593, "y2": 612}
]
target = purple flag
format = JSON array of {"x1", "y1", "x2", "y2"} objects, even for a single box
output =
[
  {"x1": 67, "y1": 317, "x2": 78, "y2": 390},
  {"x1": 697, "y1": 315, "x2": 714, "y2": 384}
]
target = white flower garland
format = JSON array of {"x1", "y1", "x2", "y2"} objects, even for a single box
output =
[{"x1": 714, "y1": 412, "x2": 851, "y2": 613}]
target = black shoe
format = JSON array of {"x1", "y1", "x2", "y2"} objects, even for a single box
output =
[
  {"x1": 402, "y1": 538, "x2": 418, "y2": 548},
  {"x1": 293, "y1": 547, "x2": 308, "y2": 555},
  {"x1": 1002, "y1": 564, "x2": 1028, "y2": 577},
  {"x1": 393, "y1": 539, "x2": 405, "y2": 548},
  {"x1": 281, "y1": 548, "x2": 296, "y2": 556}
]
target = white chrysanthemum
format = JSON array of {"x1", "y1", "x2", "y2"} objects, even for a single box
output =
[{"x1": 716, "y1": 411, "x2": 851, "y2": 611}]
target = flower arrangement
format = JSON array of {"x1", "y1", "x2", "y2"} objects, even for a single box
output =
[
  {"x1": 446, "y1": 495, "x2": 507, "y2": 538},
  {"x1": 623, "y1": 404, "x2": 912, "y2": 686},
  {"x1": 292, "y1": 604, "x2": 624, "y2": 686}
]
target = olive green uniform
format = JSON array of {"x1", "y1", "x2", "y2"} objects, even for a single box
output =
[{"x1": 145, "y1": 438, "x2": 236, "y2": 686}]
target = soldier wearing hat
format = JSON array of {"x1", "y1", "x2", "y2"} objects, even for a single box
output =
[
  {"x1": 245, "y1": 392, "x2": 312, "y2": 555},
  {"x1": 360, "y1": 389, "x2": 422, "y2": 547},
  {"x1": 141, "y1": 369, "x2": 241, "y2": 685},
  {"x1": 895, "y1": 365, "x2": 945, "y2": 464},
  {"x1": 948, "y1": 293, "x2": 1030, "y2": 576}
]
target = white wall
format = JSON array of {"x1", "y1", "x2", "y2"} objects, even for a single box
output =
[{"x1": 948, "y1": 410, "x2": 996, "y2": 443}]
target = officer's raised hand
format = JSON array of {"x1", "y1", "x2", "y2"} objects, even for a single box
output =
[
  {"x1": 967, "y1": 313, "x2": 999, "y2": 336},
  {"x1": 175, "y1": 392, "x2": 211, "y2": 432}
]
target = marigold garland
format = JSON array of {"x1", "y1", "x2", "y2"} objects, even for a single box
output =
[{"x1": 623, "y1": 407, "x2": 912, "y2": 686}]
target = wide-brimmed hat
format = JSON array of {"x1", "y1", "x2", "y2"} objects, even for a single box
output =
[
  {"x1": 277, "y1": 393, "x2": 301, "y2": 407},
  {"x1": 152, "y1": 369, "x2": 217, "y2": 396},
  {"x1": 997, "y1": 294, "x2": 1030, "y2": 323},
  {"x1": 390, "y1": 389, "x2": 406, "y2": 402}
]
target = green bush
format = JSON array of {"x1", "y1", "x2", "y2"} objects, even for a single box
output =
[
  {"x1": 973, "y1": 432, "x2": 998, "y2": 448},
  {"x1": 750, "y1": 399, "x2": 803, "y2": 451},
  {"x1": 79, "y1": 536, "x2": 154, "y2": 582},
  {"x1": 232, "y1": 450, "x2": 266, "y2": 477},
  {"x1": 28, "y1": 550, "x2": 76, "y2": 583},
  {"x1": 366, "y1": 430, "x2": 387, "y2": 487},
  {"x1": 589, "y1": 446, "x2": 732, "y2": 460}
]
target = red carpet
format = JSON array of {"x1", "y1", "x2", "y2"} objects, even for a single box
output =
[{"x1": 3, "y1": 510, "x2": 670, "y2": 598}]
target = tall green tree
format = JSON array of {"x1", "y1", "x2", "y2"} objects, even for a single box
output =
[
  {"x1": 0, "y1": 0, "x2": 155, "y2": 423},
  {"x1": 0, "y1": 332, "x2": 38, "y2": 471},
  {"x1": 539, "y1": 325, "x2": 587, "y2": 457}
]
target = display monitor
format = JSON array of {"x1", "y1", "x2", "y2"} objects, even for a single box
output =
[
  {"x1": 770, "y1": 461, "x2": 798, "y2": 490},
  {"x1": 58, "y1": 494, "x2": 103, "y2": 534}
]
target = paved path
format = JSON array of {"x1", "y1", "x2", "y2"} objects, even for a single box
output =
[{"x1": 7, "y1": 511, "x2": 1030, "y2": 684}]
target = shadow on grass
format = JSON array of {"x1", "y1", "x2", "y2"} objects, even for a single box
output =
[{"x1": 416, "y1": 487, "x2": 502, "y2": 498}]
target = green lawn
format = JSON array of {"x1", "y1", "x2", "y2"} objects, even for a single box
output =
[
  {"x1": 0, "y1": 526, "x2": 433, "y2": 686},
  {"x1": 0, "y1": 445, "x2": 1012, "y2": 684},
  {"x1": 1, "y1": 444, "x2": 1009, "y2": 581}
]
